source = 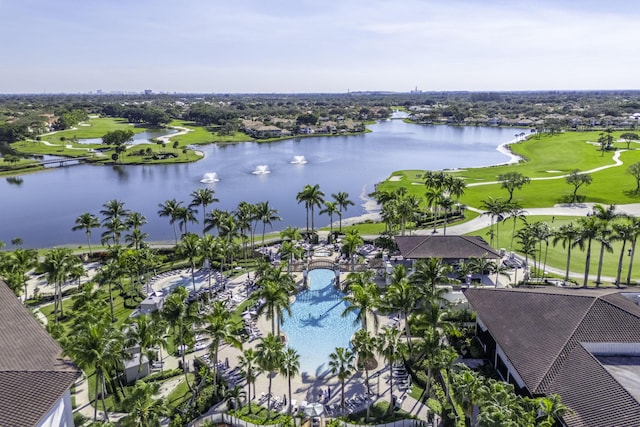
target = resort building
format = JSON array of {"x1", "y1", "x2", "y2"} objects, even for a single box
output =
[
  {"x1": 0, "y1": 279, "x2": 81, "y2": 427},
  {"x1": 464, "y1": 287, "x2": 640, "y2": 427},
  {"x1": 395, "y1": 235, "x2": 500, "y2": 265}
]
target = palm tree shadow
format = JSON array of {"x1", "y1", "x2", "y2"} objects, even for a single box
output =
[{"x1": 622, "y1": 189, "x2": 640, "y2": 198}]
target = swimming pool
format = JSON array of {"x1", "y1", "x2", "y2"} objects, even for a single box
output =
[{"x1": 282, "y1": 269, "x2": 359, "y2": 376}]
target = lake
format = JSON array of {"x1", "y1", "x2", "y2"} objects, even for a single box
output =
[{"x1": 0, "y1": 119, "x2": 522, "y2": 248}]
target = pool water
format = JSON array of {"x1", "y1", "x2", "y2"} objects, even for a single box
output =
[{"x1": 282, "y1": 269, "x2": 359, "y2": 376}]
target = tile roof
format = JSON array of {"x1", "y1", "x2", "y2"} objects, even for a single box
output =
[
  {"x1": 464, "y1": 287, "x2": 640, "y2": 427},
  {"x1": 0, "y1": 279, "x2": 80, "y2": 426},
  {"x1": 395, "y1": 235, "x2": 500, "y2": 260}
]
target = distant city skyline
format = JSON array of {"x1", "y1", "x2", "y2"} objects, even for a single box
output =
[{"x1": 1, "y1": 0, "x2": 638, "y2": 94}]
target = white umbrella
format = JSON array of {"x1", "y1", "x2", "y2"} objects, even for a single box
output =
[{"x1": 303, "y1": 403, "x2": 325, "y2": 417}]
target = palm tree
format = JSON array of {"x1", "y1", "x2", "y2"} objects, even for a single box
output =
[
  {"x1": 238, "y1": 348, "x2": 258, "y2": 414},
  {"x1": 383, "y1": 265, "x2": 417, "y2": 351},
  {"x1": 613, "y1": 222, "x2": 634, "y2": 288},
  {"x1": 438, "y1": 195, "x2": 456, "y2": 235},
  {"x1": 225, "y1": 385, "x2": 247, "y2": 411},
  {"x1": 162, "y1": 287, "x2": 198, "y2": 391},
  {"x1": 255, "y1": 201, "x2": 281, "y2": 245},
  {"x1": 72, "y1": 212, "x2": 100, "y2": 255},
  {"x1": 157, "y1": 199, "x2": 183, "y2": 246},
  {"x1": 148, "y1": 310, "x2": 168, "y2": 373},
  {"x1": 253, "y1": 266, "x2": 294, "y2": 334},
  {"x1": 199, "y1": 234, "x2": 220, "y2": 294},
  {"x1": 551, "y1": 223, "x2": 581, "y2": 282},
  {"x1": 425, "y1": 187, "x2": 443, "y2": 233},
  {"x1": 410, "y1": 258, "x2": 451, "y2": 305},
  {"x1": 121, "y1": 381, "x2": 167, "y2": 427},
  {"x1": 592, "y1": 204, "x2": 618, "y2": 286},
  {"x1": 328, "y1": 347, "x2": 355, "y2": 416},
  {"x1": 278, "y1": 240, "x2": 305, "y2": 274},
  {"x1": 190, "y1": 188, "x2": 219, "y2": 235},
  {"x1": 376, "y1": 326, "x2": 404, "y2": 414},
  {"x1": 204, "y1": 301, "x2": 242, "y2": 390},
  {"x1": 125, "y1": 313, "x2": 157, "y2": 373},
  {"x1": 280, "y1": 347, "x2": 300, "y2": 415},
  {"x1": 8, "y1": 248, "x2": 37, "y2": 299},
  {"x1": 41, "y1": 247, "x2": 78, "y2": 321},
  {"x1": 342, "y1": 271, "x2": 379, "y2": 331},
  {"x1": 95, "y1": 260, "x2": 121, "y2": 322},
  {"x1": 255, "y1": 333, "x2": 284, "y2": 420},
  {"x1": 100, "y1": 199, "x2": 129, "y2": 245},
  {"x1": 480, "y1": 197, "x2": 508, "y2": 248},
  {"x1": 66, "y1": 315, "x2": 128, "y2": 421},
  {"x1": 177, "y1": 233, "x2": 201, "y2": 293},
  {"x1": 296, "y1": 184, "x2": 325, "y2": 234},
  {"x1": 280, "y1": 226, "x2": 302, "y2": 242},
  {"x1": 175, "y1": 205, "x2": 198, "y2": 236},
  {"x1": 124, "y1": 212, "x2": 148, "y2": 250},
  {"x1": 503, "y1": 202, "x2": 526, "y2": 252},
  {"x1": 332, "y1": 191, "x2": 354, "y2": 233},
  {"x1": 577, "y1": 216, "x2": 601, "y2": 287},
  {"x1": 351, "y1": 329, "x2": 376, "y2": 420},
  {"x1": 627, "y1": 217, "x2": 640, "y2": 285},
  {"x1": 341, "y1": 229, "x2": 364, "y2": 271},
  {"x1": 234, "y1": 201, "x2": 255, "y2": 256},
  {"x1": 320, "y1": 201, "x2": 339, "y2": 242}
]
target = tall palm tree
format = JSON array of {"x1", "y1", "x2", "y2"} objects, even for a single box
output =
[
  {"x1": 204, "y1": 302, "x2": 242, "y2": 390},
  {"x1": 552, "y1": 223, "x2": 582, "y2": 282},
  {"x1": 351, "y1": 329, "x2": 376, "y2": 420},
  {"x1": 125, "y1": 314, "x2": 157, "y2": 373},
  {"x1": 577, "y1": 215, "x2": 601, "y2": 288},
  {"x1": 280, "y1": 226, "x2": 302, "y2": 242},
  {"x1": 342, "y1": 271, "x2": 379, "y2": 331},
  {"x1": 255, "y1": 333, "x2": 284, "y2": 420},
  {"x1": 175, "y1": 205, "x2": 198, "y2": 236},
  {"x1": 592, "y1": 204, "x2": 618, "y2": 286},
  {"x1": 72, "y1": 212, "x2": 100, "y2": 255},
  {"x1": 177, "y1": 233, "x2": 201, "y2": 293},
  {"x1": 503, "y1": 202, "x2": 526, "y2": 253},
  {"x1": 41, "y1": 247, "x2": 78, "y2": 321},
  {"x1": 383, "y1": 264, "x2": 417, "y2": 352},
  {"x1": 410, "y1": 258, "x2": 451, "y2": 305},
  {"x1": 66, "y1": 315, "x2": 128, "y2": 421},
  {"x1": 480, "y1": 197, "x2": 508, "y2": 248},
  {"x1": 253, "y1": 266, "x2": 294, "y2": 334},
  {"x1": 95, "y1": 260, "x2": 121, "y2": 322},
  {"x1": 199, "y1": 234, "x2": 221, "y2": 294},
  {"x1": 234, "y1": 201, "x2": 255, "y2": 256},
  {"x1": 8, "y1": 248, "x2": 38, "y2": 299},
  {"x1": 332, "y1": 191, "x2": 354, "y2": 233},
  {"x1": 149, "y1": 310, "x2": 169, "y2": 373},
  {"x1": 121, "y1": 381, "x2": 167, "y2": 427},
  {"x1": 101, "y1": 216, "x2": 127, "y2": 246},
  {"x1": 376, "y1": 326, "x2": 405, "y2": 414},
  {"x1": 320, "y1": 201, "x2": 339, "y2": 242},
  {"x1": 626, "y1": 217, "x2": 640, "y2": 285},
  {"x1": 341, "y1": 229, "x2": 364, "y2": 271},
  {"x1": 100, "y1": 199, "x2": 129, "y2": 245},
  {"x1": 328, "y1": 347, "x2": 355, "y2": 416},
  {"x1": 438, "y1": 195, "x2": 456, "y2": 235},
  {"x1": 157, "y1": 199, "x2": 183, "y2": 246},
  {"x1": 255, "y1": 201, "x2": 281, "y2": 245},
  {"x1": 613, "y1": 222, "x2": 634, "y2": 288},
  {"x1": 190, "y1": 188, "x2": 219, "y2": 235},
  {"x1": 280, "y1": 347, "x2": 300, "y2": 415},
  {"x1": 296, "y1": 184, "x2": 325, "y2": 234},
  {"x1": 278, "y1": 240, "x2": 305, "y2": 275},
  {"x1": 425, "y1": 187, "x2": 444, "y2": 233},
  {"x1": 238, "y1": 348, "x2": 258, "y2": 414}
]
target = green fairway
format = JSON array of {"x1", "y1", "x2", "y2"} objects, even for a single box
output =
[{"x1": 466, "y1": 215, "x2": 640, "y2": 286}]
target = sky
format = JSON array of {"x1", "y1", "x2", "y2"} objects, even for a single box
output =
[{"x1": 1, "y1": 0, "x2": 639, "y2": 94}]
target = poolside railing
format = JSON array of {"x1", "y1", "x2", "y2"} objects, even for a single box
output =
[{"x1": 190, "y1": 413, "x2": 431, "y2": 427}]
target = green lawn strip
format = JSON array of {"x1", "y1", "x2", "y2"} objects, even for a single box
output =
[
  {"x1": 41, "y1": 118, "x2": 144, "y2": 144},
  {"x1": 451, "y1": 131, "x2": 625, "y2": 182},
  {"x1": 465, "y1": 215, "x2": 640, "y2": 285},
  {"x1": 230, "y1": 404, "x2": 294, "y2": 424},
  {"x1": 169, "y1": 120, "x2": 251, "y2": 145},
  {"x1": 165, "y1": 373, "x2": 196, "y2": 411}
]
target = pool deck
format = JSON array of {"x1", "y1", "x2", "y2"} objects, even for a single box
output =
[{"x1": 155, "y1": 266, "x2": 433, "y2": 423}]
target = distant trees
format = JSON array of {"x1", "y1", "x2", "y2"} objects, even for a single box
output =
[
  {"x1": 52, "y1": 109, "x2": 87, "y2": 130},
  {"x1": 620, "y1": 132, "x2": 640, "y2": 149},
  {"x1": 565, "y1": 169, "x2": 593, "y2": 202}
]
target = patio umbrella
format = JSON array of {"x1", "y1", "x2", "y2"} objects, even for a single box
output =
[{"x1": 303, "y1": 403, "x2": 325, "y2": 417}]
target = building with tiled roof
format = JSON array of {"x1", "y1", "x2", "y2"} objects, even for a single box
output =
[
  {"x1": 464, "y1": 287, "x2": 640, "y2": 427},
  {"x1": 0, "y1": 279, "x2": 81, "y2": 427},
  {"x1": 395, "y1": 235, "x2": 500, "y2": 262}
]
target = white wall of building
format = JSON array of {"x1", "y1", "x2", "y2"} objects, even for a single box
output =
[{"x1": 37, "y1": 389, "x2": 75, "y2": 427}]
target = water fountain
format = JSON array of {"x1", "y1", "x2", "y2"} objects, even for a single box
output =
[
  {"x1": 290, "y1": 155, "x2": 308, "y2": 165},
  {"x1": 252, "y1": 165, "x2": 271, "y2": 175},
  {"x1": 200, "y1": 172, "x2": 219, "y2": 183}
]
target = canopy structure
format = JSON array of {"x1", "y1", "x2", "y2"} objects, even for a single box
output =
[{"x1": 303, "y1": 402, "x2": 325, "y2": 417}]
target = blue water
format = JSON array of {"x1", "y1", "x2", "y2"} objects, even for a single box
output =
[{"x1": 282, "y1": 269, "x2": 359, "y2": 376}]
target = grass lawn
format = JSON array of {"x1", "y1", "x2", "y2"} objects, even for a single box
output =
[
  {"x1": 169, "y1": 120, "x2": 251, "y2": 145},
  {"x1": 377, "y1": 132, "x2": 640, "y2": 210},
  {"x1": 466, "y1": 215, "x2": 640, "y2": 285},
  {"x1": 42, "y1": 117, "x2": 145, "y2": 143},
  {"x1": 165, "y1": 373, "x2": 195, "y2": 411}
]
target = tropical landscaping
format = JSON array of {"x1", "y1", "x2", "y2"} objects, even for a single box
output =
[{"x1": 3, "y1": 92, "x2": 640, "y2": 426}]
